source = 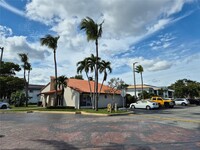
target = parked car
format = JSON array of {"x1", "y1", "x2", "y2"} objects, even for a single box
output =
[
  {"x1": 129, "y1": 100, "x2": 159, "y2": 110},
  {"x1": 187, "y1": 98, "x2": 200, "y2": 105},
  {"x1": 0, "y1": 102, "x2": 9, "y2": 109},
  {"x1": 174, "y1": 98, "x2": 189, "y2": 106}
]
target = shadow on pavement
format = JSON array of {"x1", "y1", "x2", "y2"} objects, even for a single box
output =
[{"x1": 33, "y1": 139, "x2": 79, "y2": 150}]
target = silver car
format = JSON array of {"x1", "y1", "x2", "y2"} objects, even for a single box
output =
[
  {"x1": 0, "y1": 102, "x2": 10, "y2": 109},
  {"x1": 174, "y1": 98, "x2": 189, "y2": 106}
]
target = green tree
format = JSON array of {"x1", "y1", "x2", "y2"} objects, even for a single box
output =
[
  {"x1": 169, "y1": 79, "x2": 200, "y2": 98},
  {"x1": 11, "y1": 90, "x2": 26, "y2": 107},
  {"x1": 0, "y1": 61, "x2": 21, "y2": 76},
  {"x1": 40, "y1": 35, "x2": 60, "y2": 106},
  {"x1": 70, "y1": 75, "x2": 84, "y2": 80},
  {"x1": 80, "y1": 17, "x2": 104, "y2": 111},
  {"x1": 77, "y1": 58, "x2": 93, "y2": 102},
  {"x1": 135, "y1": 65, "x2": 144, "y2": 99},
  {"x1": 57, "y1": 75, "x2": 68, "y2": 106},
  {"x1": 0, "y1": 61, "x2": 24, "y2": 102},
  {"x1": 99, "y1": 60, "x2": 112, "y2": 93}
]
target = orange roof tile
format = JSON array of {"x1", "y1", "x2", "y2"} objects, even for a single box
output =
[{"x1": 67, "y1": 79, "x2": 121, "y2": 94}]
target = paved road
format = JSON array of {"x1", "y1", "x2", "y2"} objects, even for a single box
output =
[{"x1": 0, "y1": 106, "x2": 200, "y2": 150}]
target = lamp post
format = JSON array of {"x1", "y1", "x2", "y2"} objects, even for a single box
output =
[
  {"x1": 0, "y1": 47, "x2": 4, "y2": 71},
  {"x1": 133, "y1": 62, "x2": 138, "y2": 100}
]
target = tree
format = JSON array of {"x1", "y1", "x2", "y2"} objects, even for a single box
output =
[
  {"x1": 77, "y1": 58, "x2": 93, "y2": 103},
  {"x1": 108, "y1": 78, "x2": 125, "y2": 104},
  {"x1": 25, "y1": 62, "x2": 32, "y2": 102},
  {"x1": 11, "y1": 90, "x2": 26, "y2": 107},
  {"x1": 0, "y1": 61, "x2": 21, "y2": 76},
  {"x1": 18, "y1": 53, "x2": 29, "y2": 107},
  {"x1": 0, "y1": 61, "x2": 24, "y2": 102},
  {"x1": 169, "y1": 79, "x2": 200, "y2": 98},
  {"x1": 70, "y1": 75, "x2": 84, "y2": 80},
  {"x1": 57, "y1": 75, "x2": 68, "y2": 106},
  {"x1": 0, "y1": 76, "x2": 24, "y2": 102},
  {"x1": 80, "y1": 17, "x2": 104, "y2": 111},
  {"x1": 40, "y1": 35, "x2": 60, "y2": 106},
  {"x1": 135, "y1": 65, "x2": 144, "y2": 99},
  {"x1": 99, "y1": 60, "x2": 112, "y2": 93}
]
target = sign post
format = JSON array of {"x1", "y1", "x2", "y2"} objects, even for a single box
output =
[{"x1": 121, "y1": 89, "x2": 126, "y2": 108}]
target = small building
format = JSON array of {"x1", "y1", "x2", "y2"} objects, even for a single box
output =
[
  {"x1": 28, "y1": 84, "x2": 45, "y2": 104},
  {"x1": 40, "y1": 77, "x2": 123, "y2": 109},
  {"x1": 126, "y1": 84, "x2": 174, "y2": 98}
]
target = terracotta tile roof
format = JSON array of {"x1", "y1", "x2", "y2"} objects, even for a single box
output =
[
  {"x1": 40, "y1": 78, "x2": 121, "y2": 95},
  {"x1": 67, "y1": 79, "x2": 121, "y2": 94}
]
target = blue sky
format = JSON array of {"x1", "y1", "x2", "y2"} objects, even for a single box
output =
[{"x1": 0, "y1": 0, "x2": 200, "y2": 86}]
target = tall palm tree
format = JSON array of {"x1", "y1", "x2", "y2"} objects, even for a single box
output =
[
  {"x1": 18, "y1": 53, "x2": 28, "y2": 106},
  {"x1": 40, "y1": 35, "x2": 60, "y2": 106},
  {"x1": 25, "y1": 62, "x2": 32, "y2": 103},
  {"x1": 135, "y1": 65, "x2": 144, "y2": 99},
  {"x1": 86, "y1": 54, "x2": 101, "y2": 108},
  {"x1": 57, "y1": 75, "x2": 68, "y2": 106},
  {"x1": 80, "y1": 17, "x2": 104, "y2": 111},
  {"x1": 99, "y1": 60, "x2": 112, "y2": 93}
]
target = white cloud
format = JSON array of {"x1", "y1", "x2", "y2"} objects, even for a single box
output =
[
  {"x1": 1, "y1": 0, "x2": 198, "y2": 86},
  {"x1": 0, "y1": 25, "x2": 12, "y2": 36},
  {"x1": 0, "y1": 0, "x2": 25, "y2": 17}
]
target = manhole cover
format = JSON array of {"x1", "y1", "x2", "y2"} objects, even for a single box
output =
[{"x1": 0, "y1": 135, "x2": 5, "y2": 138}]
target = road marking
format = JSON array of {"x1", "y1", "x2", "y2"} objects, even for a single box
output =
[{"x1": 136, "y1": 114, "x2": 200, "y2": 123}]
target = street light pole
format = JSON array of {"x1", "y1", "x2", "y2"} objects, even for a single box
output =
[
  {"x1": 0, "y1": 47, "x2": 4, "y2": 71},
  {"x1": 133, "y1": 62, "x2": 138, "y2": 100}
]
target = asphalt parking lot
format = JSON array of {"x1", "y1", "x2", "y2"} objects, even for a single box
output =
[{"x1": 0, "y1": 105, "x2": 200, "y2": 150}]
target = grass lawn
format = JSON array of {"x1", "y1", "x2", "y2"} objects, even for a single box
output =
[{"x1": 0, "y1": 105, "x2": 129, "y2": 114}]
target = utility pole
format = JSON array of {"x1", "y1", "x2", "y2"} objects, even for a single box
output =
[
  {"x1": 133, "y1": 62, "x2": 138, "y2": 100},
  {"x1": 0, "y1": 47, "x2": 4, "y2": 71}
]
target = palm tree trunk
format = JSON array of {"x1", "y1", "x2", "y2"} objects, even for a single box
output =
[
  {"x1": 23, "y1": 63, "x2": 28, "y2": 107},
  {"x1": 86, "y1": 72, "x2": 93, "y2": 108},
  {"x1": 99, "y1": 79, "x2": 105, "y2": 94},
  {"x1": 95, "y1": 39, "x2": 99, "y2": 111},
  {"x1": 141, "y1": 73, "x2": 144, "y2": 99},
  {"x1": 54, "y1": 49, "x2": 58, "y2": 106}
]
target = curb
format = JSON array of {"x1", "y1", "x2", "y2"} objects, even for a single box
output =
[{"x1": 0, "y1": 110, "x2": 134, "y2": 116}]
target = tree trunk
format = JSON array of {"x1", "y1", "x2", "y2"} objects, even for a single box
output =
[
  {"x1": 23, "y1": 63, "x2": 28, "y2": 107},
  {"x1": 86, "y1": 73, "x2": 93, "y2": 109},
  {"x1": 54, "y1": 49, "x2": 58, "y2": 106},
  {"x1": 99, "y1": 79, "x2": 105, "y2": 94},
  {"x1": 95, "y1": 39, "x2": 98, "y2": 111}
]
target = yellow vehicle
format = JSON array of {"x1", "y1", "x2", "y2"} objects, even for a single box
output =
[{"x1": 150, "y1": 96, "x2": 175, "y2": 108}]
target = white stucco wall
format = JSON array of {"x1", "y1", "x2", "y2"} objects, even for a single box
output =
[
  {"x1": 63, "y1": 87, "x2": 80, "y2": 109},
  {"x1": 98, "y1": 94, "x2": 123, "y2": 108}
]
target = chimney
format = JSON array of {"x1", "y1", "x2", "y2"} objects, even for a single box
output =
[{"x1": 50, "y1": 76, "x2": 55, "y2": 90}]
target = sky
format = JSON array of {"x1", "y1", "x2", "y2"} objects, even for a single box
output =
[{"x1": 0, "y1": 0, "x2": 200, "y2": 87}]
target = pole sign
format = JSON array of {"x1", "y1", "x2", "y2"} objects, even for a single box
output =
[{"x1": 121, "y1": 89, "x2": 126, "y2": 97}]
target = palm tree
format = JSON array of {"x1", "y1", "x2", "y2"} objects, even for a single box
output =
[
  {"x1": 40, "y1": 35, "x2": 60, "y2": 106},
  {"x1": 80, "y1": 17, "x2": 104, "y2": 111},
  {"x1": 18, "y1": 53, "x2": 28, "y2": 106},
  {"x1": 57, "y1": 75, "x2": 68, "y2": 106},
  {"x1": 99, "y1": 60, "x2": 112, "y2": 93},
  {"x1": 77, "y1": 58, "x2": 93, "y2": 98},
  {"x1": 135, "y1": 65, "x2": 144, "y2": 99}
]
